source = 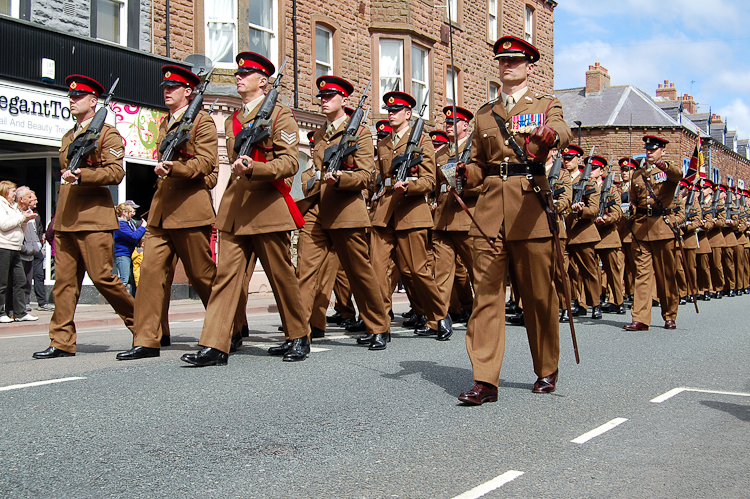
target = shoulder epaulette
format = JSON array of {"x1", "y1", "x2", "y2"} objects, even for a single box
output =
[
  {"x1": 535, "y1": 93, "x2": 555, "y2": 100},
  {"x1": 479, "y1": 97, "x2": 500, "y2": 110}
]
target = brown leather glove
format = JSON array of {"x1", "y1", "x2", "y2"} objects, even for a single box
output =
[
  {"x1": 526, "y1": 124, "x2": 557, "y2": 160},
  {"x1": 654, "y1": 159, "x2": 668, "y2": 171},
  {"x1": 456, "y1": 162, "x2": 468, "y2": 183}
]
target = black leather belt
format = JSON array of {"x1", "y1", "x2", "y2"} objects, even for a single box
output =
[
  {"x1": 636, "y1": 207, "x2": 673, "y2": 216},
  {"x1": 486, "y1": 162, "x2": 545, "y2": 177}
]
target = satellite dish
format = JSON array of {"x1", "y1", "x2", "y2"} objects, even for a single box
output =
[{"x1": 184, "y1": 54, "x2": 214, "y2": 77}]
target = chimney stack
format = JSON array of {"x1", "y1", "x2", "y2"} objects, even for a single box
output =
[
  {"x1": 656, "y1": 80, "x2": 678, "y2": 101},
  {"x1": 585, "y1": 62, "x2": 610, "y2": 95},
  {"x1": 678, "y1": 93, "x2": 698, "y2": 114}
]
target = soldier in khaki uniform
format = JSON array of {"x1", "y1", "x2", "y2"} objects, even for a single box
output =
[
  {"x1": 623, "y1": 136, "x2": 683, "y2": 331},
  {"x1": 706, "y1": 182, "x2": 726, "y2": 298},
  {"x1": 595, "y1": 166, "x2": 625, "y2": 314},
  {"x1": 370, "y1": 90, "x2": 453, "y2": 348},
  {"x1": 117, "y1": 65, "x2": 218, "y2": 361},
  {"x1": 457, "y1": 36, "x2": 572, "y2": 405},
  {"x1": 183, "y1": 52, "x2": 308, "y2": 365},
  {"x1": 551, "y1": 147, "x2": 574, "y2": 323},
  {"x1": 674, "y1": 181, "x2": 702, "y2": 303},
  {"x1": 428, "y1": 106, "x2": 477, "y2": 334},
  {"x1": 34, "y1": 75, "x2": 135, "y2": 359},
  {"x1": 617, "y1": 158, "x2": 637, "y2": 302},
  {"x1": 721, "y1": 185, "x2": 739, "y2": 296},
  {"x1": 294, "y1": 76, "x2": 389, "y2": 349},
  {"x1": 567, "y1": 155, "x2": 603, "y2": 319},
  {"x1": 696, "y1": 180, "x2": 715, "y2": 299}
]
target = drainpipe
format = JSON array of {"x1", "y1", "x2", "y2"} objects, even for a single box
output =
[
  {"x1": 165, "y1": 0, "x2": 170, "y2": 58},
  {"x1": 292, "y1": 0, "x2": 299, "y2": 108}
]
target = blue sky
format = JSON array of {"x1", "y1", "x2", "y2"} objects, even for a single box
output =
[{"x1": 554, "y1": 0, "x2": 750, "y2": 138}]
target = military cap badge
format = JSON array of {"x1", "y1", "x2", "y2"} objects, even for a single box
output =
[
  {"x1": 503, "y1": 41, "x2": 512, "y2": 49},
  {"x1": 70, "y1": 82, "x2": 77, "y2": 89},
  {"x1": 164, "y1": 71, "x2": 171, "y2": 78}
]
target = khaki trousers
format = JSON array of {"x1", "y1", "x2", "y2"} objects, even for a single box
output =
[
  {"x1": 297, "y1": 223, "x2": 388, "y2": 335},
  {"x1": 49, "y1": 231, "x2": 135, "y2": 353},
  {"x1": 371, "y1": 226, "x2": 445, "y2": 329},
  {"x1": 568, "y1": 242, "x2": 601, "y2": 308},
  {"x1": 466, "y1": 236, "x2": 559, "y2": 385},
  {"x1": 432, "y1": 230, "x2": 474, "y2": 316},
  {"x1": 697, "y1": 253, "x2": 712, "y2": 293},
  {"x1": 722, "y1": 246, "x2": 736, "y2": 291},
  {"x1": 676, "y1": 248, "x2": 697, "y2": 298},
  {"x1": 133, "y1": 225, "x2": 215, "y2": 349},
  {"x1": 597, "y1": 247, "x2": 624, "y2": 305},
  {"x1": 198, "y1": 231, "x2": 308, "y2": 353},
  {"x1": 631, "y1": 239, "x2": 678, "y2": 325},
  {"x1": 622, "y1": 243, "x2": 636, "y2": 296},
  {"x1": 710, "y1": 247, "x2": 725, "y2": 292},
  {"x1": 309, "y1": 250, "x2": 339, "y2": 331}
]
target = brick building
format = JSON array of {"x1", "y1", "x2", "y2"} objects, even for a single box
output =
[{"x1": 556, "y1": 64, "x2": 750, "y2": 187}]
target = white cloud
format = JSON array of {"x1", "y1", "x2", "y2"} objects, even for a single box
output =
[{"x1": 717, "y1": 99, "x2": 750, "y2": 139}]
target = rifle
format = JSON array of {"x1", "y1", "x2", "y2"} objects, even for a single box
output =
[
  {"x1": 572, "y1": 145, "x2": 596, "y2": 204},
  {"x1": 597, "y1": 172, "x2": 616, "y2": 218},
  {"x1": 391, "y1": 88, "x2": 429, "y2": 183},
  {"x1": 451, "y1": 134, "x2": 473, "y2": 193},
  {"x1": 158, "y1": 68, "x2": 214, "y2": 164},
  {"x1": 66, "y1": 78, "x2": 120, "y2": 183},
  {"x1": 547, "y1": 151, "x2": 565, "y2": 197},
  {"x1": 322, "y1": 81, "x2": 371, "y2": 175},
  {"x1": 234, "y1": 57, "x2": 288, "y2": 165}
]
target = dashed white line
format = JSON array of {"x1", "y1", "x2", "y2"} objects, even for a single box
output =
[
  {"x1": 0, "y1": 377, "x2": 86, "y2": 392},
  {"x1": 571, "y1": 418, "x2": 628, "y2": 444},
  {"x1": 651, "y1": 387, "x2": 750, "y2": 403},
  {"x1": 451, "y1": 470, "x2": 524, "y2": 499}
]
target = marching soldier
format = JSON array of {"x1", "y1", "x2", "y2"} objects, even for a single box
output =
[
  {"x1": 567, "y1": 155, "x2": 603, "y2": 319},
  {"x1": 617, "y1": 158, "x2": 637, "y2": 303},
  {"x1": 552, "y1": 146, "x2": 574, "y2": 323},
  {"x1": 426, "y1": 106, "x2": 477, "y2": 336},
  {"x1": 33, "y1": 75, "x2": 135, "y2": 359},
  {"x1": 675, "y1": 181, "x2": 702, "y2": 303},
  {"x1": 696, "y1": 179, "x2": 715, "y2": 300},
  {"x1": 623, "y1": 136, "x2": 683, "y2": 331},
  {"x1": 117, "y1": 65, "x2": 218, "y2": 361},
  {"x1": 595, "y1": 164, "x2": 625, "y2": 314},
  {"x1": 722, "y1": 185, "x2": 739, "y2": 296},
  {"x1": 295, "y1": 75, "x2": 390, "y2": 348},
  {"x1": 184, "y1": 51, "x2": 308, "y2": 365},
  {"x1": 457, "y1": 35, "x2": 572, "y2": 405},
  {"x1": 706, "y1": 181, "x2": 726, "y2": 298}
]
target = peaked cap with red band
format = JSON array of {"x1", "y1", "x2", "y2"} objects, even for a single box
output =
[
  {"x1": 561, "y1": 144, "x2": 584, "y2": 157},
  {"x1": 618, "y1": 157, "x2": 639, "y2": 170},
  {"x1": 643, "y1": 135, "x2": 669, "y2": 150},
  {"x1": 161, "y1": 65, "x2": 200, "y2": 88},
  {"x1": 344, "y1": 107, "x2": 355, "y2": 117},
  {"x1": 702, "y1": 178, "x2": 715, "y2": 189},
  {"x1": 493, "y1": 35, "x2": 540, "y2": 63},
  {"x1": 66, "y1": 75, "x2": 105, "y2": 97},
  {"x1": 383, "y1": 91, "x2": 416, "y2": 111},
  {"x1": 307, "y1": 130, "x2": 316, "y2": 145},
  {"x1": 443, "y1": 106, "x2": 473, "y2": 123},
  {"x1": 235, "y1": 52, "x2": 275, "y2": 77},
  {"x1": 719, "y1": 184, "x2": 729, "y2": 192},
  {"x1": 316, "y1": 75, "x2": 354, "y2": 97},
  {"x1": 429, "y1": 130, "x2": 450, "y2": 145},
  {"x1": 376, "y1": 120, "x2": 392, "y2": 137},
  {"x1": 678, "y1": 179, "x2": 690, "y2": 188},
  {"x1": 583, "y1": 155, "x2": 607, "y2": 168}
]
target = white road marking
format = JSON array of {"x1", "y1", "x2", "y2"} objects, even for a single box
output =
[
  {"x1": 451, "y1": 470, "x2": 524, "y2": 499},
  {"x1": 571, "y1": 418, "x2": 628, "y2": 444},
  {"x1": 651, "y1": 387, "x2": 750, "y2": 403},
  {"x1": 321, "y1": 335, "x2": 350, "y2": 340},
  {"x1": 309, "y1": 347, "x2": 330, "y2": 353},
  {"x1": 0, "y1": 377, "x2": 86, "y2": 392}
]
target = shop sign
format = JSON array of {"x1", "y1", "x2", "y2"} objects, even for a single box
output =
[{"x1": 0, "y1": 81, "x2": 74, "y2": 142}]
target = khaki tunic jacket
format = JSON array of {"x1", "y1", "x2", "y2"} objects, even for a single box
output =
[
  {"x1": 297, "y1": 119, "x2": 373, "y2": 229},
  {"x1": 464, "y1": 91, "x2": 572, "y2": 241},
  {"x1": 678, "y1": 196, "x2": 703, "y2": 250},
  {"x1": 706, "y1": 201, "x2": 727, "y2": 248},
  {"x1": 629, "y1": 162, "x2": 683, "y2": 242},
  {"x1": 432, "y1": 140, "x2": 481, "y2": 232},
  {"x1": 56, "y1": 123, "x2": 124, "y2": 232},
  {"x1": 371, "y1": 127, "x2": 436, "y2": 230},
  {"x1": 216, "y1": 102, "x2": 300, "y2": 235},
  {"x1": 595, "y1": 187, "x2": 623, "y2": 249},
  {"x1": 151, "y1": 110, "x2": 218, "y2": 229},
  {"x1": 567, "y1": 182, "x2": 601, "y2": 245},
  {"x1": 723, "y1": 207, "x2": 739, "y2": 246}
]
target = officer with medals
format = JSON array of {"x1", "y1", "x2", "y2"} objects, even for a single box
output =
[
  {"x1": 456, "y1": 36, "x2": 572, "y2": 405},
  {"x1": 623, "y1": 135, "x2": 683, "y2": 331}
]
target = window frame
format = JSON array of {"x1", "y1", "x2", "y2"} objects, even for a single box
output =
[
  {"x1": 444, "y1": 0, "x2": 464, "y2": 26},
  {"x1": 487, "y1": 0, "x2": 500, "y2": 43},
  {"x1": 488, "y1": 80, "x2": 501, "y2": 102},
  {"x1": 411, "y1": 43, "x2": 430, "y2": 120},
  {"x1": 91, "y1": 0, "x2": 128, "y2": 47},
  {"x1": 310, "y1": 17, "x2": 340, "y2": 103},
  {"x1": 524, "y1": 4, "x2": 535, "y2": 45},
  {"x1": 247, "y1": 0, "x2": 279, "y2": 68},
  {"x1": 204, "y1": 0, "x2": 238, "y2": 69},
  {"x1": 446, "y1": 64, "x2": 461, "y2": 108}
]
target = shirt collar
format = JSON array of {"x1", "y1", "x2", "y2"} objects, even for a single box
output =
[
  {"x1": 500, "y1": 86, "x2": 529, "y2": 108},
  {"x1": 392, "y1": 125, "x2": 409, "y2": 144},
  {"x1": 74, "y1": 116, "x2": 94, "y2": 137},
  {"x1": 325, "y1": 114, "x2": 348, "y2": 134},
  {"x1": 243, "y1": 94, "x2": 266, "y2": 117}
]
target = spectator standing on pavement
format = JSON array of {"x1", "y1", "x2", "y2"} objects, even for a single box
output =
[
  {"x1": 0, "y1": 181, "x2": 38, "y2": 323},
  {"x1": 114, "y1": 202, "x2": 146, "y2": 295},
  {"x1": 16, "y1": 187, "x2": 42, "y2": 313},
  {"x1": 28, "y1": 191, "x2": 53, "y2": 311},
  {"x1": 45, "y1": 212, "x2": 56, "y2": 279}
]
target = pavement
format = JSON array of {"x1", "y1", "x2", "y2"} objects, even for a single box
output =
[{"x1": 1, "y1": 293, "x2": 749, "y2": 498}]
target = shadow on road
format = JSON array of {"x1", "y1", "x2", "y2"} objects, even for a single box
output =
[{"x1": 700, "y1": 400, "x2": 750, "y2": 422}]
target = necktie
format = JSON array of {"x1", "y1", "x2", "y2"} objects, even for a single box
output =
[
  {"x1": 505, "y1": 96, "x2": 515, "y2": 113},
  {"x1": 243, "y1": 103, "x2": 252, "y2": 118}
]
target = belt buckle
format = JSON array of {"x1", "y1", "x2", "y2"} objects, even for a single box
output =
[
  {"x1": 500, "y1": 162, "x2": 508, "y2": 180},
  {"x1": 647, "y1": 206, "x2": 653, "y2": 217}
]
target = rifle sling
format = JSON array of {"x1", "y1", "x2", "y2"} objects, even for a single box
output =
[{"x1": 491, "y1": 110, "x2": 527, "y2": 162}]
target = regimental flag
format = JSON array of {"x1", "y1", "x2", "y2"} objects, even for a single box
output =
[{"x1": 688, "y1": 139, "x2": 705, "y2": 183}]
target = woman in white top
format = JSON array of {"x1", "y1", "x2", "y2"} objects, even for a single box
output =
[{"x1": 0, "y1": 180, "x2": 38, "y2": 322}]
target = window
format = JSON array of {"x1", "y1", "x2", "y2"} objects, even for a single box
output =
[
  {"x1": 0, "y1": 0, "x2": 18, "y2": 17},
  {"x1": 446, "y1": 0, "x2": 458, "y2": 22},
  {"x1": 446, "y1": 66, "x2": 459, "y2": 107},
  {"x1": 248, "y1": 0, "x2": 278, "y2": 66},
  {"x1": 379, "y1": 39, "x2": 404, "y2": 112},
  {"x1": 524, "y1": 5, "x2": 534, "y2": 43},
  {"x1": 488, "y1": 0, "x2": 498, "y2": 41},
  {"x1": 412, "y1": 45, "x2": 429, "y2": 119},
  {"x1": 489, "y1": 82, "x2": 500, "y2": 102},
  {"x1": 315, "y1": 25, "x2": 333, "y2": 79},
  {"x1": 205, "y1": 0, "x2": 237, "y2": 66},
  {"x1": 94, "y1": 0, "x2": 127, "y2": 45}
]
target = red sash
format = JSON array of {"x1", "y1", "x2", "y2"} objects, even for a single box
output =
[{"x1": 233, "y1": 111, "x2": 305, "y2": 228}]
